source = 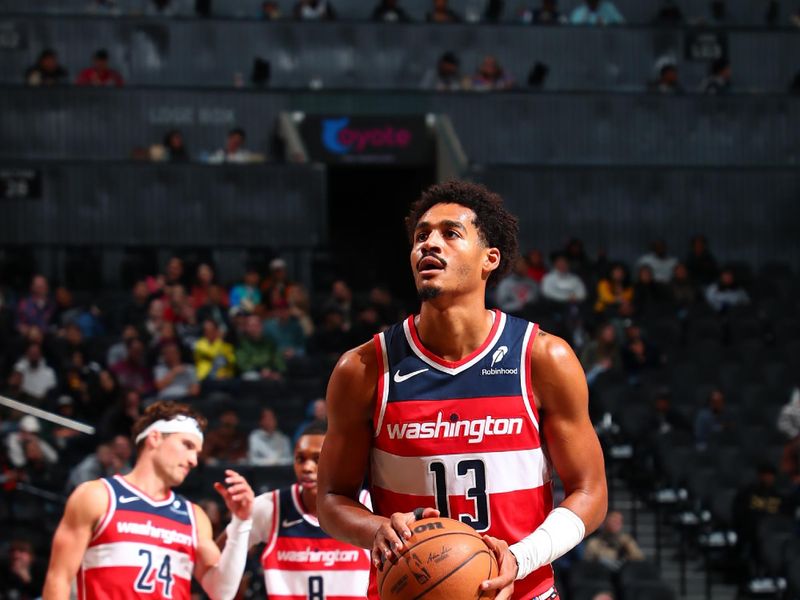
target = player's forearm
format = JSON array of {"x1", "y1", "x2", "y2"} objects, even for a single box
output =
[
  {"x1": 42, "y1": 574, "x2": 72, "y2": 600},
  {"x1": 318, "y1": 492, "x2": 385, "y2": 549},
  {"x1": 560, "y1": 478, "x2": 608, "y2": 536}
]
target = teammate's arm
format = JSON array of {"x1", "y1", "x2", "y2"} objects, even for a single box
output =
[
  {"x1": 42, "y1": 481, "x2": 108, "y2": 600},
  {"x1": 194, "y1": 469, "x2": 255, "y2": 600},
  {"x1": 483, "y1": 330, "x2": 607, "y2": 598}
]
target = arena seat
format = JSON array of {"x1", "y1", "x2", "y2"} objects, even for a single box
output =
[
  {"x1": 567, "y1": 560, "x2": 614, "y2": 593},
  {"x1": 623, "y1": 580, "x2": 676, "y2": 600}
]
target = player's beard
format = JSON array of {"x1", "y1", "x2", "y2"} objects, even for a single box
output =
[{"x1": 417, "y1": 286, "x2": 442, "y2": 302}]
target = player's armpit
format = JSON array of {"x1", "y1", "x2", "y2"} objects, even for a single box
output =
[
  {"x1": 43, "y1": 480, "x2": 108, "y2": 600},
  {"x1": 531, "y1": 331, "x2": 608, "y2": 535},
  {"x1": 318, "y1": 341, "x2": 385, "y2": 549}
]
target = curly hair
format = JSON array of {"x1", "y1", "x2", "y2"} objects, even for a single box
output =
[
  {"x1": 405, "y1": 181, "x2": 519, "y2": 287},
  {"x1": 131, "y1": 400, "x2": 208, "y2": 449}
]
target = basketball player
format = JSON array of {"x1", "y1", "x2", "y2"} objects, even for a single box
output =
[
  {"x1": 219, "y1": 421, "x2": 371, "y2": 599},
  {"x1": 43, "y1": 401, "x2": 255, "y2": 600},
  {"x1": 317, "y1": 181, "x2": 608, "y2": 600}
]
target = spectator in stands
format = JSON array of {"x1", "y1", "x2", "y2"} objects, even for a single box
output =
[
  {"x1": 110, "y1": 337, "x2": 154, "y2": 396},
  {"x1": 685, "y1": 234, "x2": 718, "y2": 285},
  {"x1": 494, "y1": 257, "x2": 539, "y2": 314},
  {"x1": 190, "y1": 263, "x2": 226, "y2": 310},
  {"x1": 694, "y1": 388, "x2": 735, "y2": 449},
  {"x1": 293, "y1": 398, "x2": 327, "y2": 443},
  {"x1": 194, "y1": 319, "x2": 236, "y2": 381},
  {"x1": 649, "y1": 61, "x2": 682, "y2": 94},
  {"x1": 201, "y1": 408, "x2": 248, "y2": 464},
  {"x1": 247, "y1": 407, "x2": 292, "y2": 466},
  {"x1": 287, "y1": 284, "x2": 316, "y2": 337},
  {"x1": 636, "y1": 240, "x2": 677, "y2": 283},
  {"x1": 263, "y1": 302, "x2": 308, "y2": 359},
  {"x1": 13, "y1": 343, "x2": 57, "y2": 403},
  {"x1": 0, "y1": 539, "x2": 45, "y2": 599},
  {"x1": 75, "y1": 49, "x2": 124, "y2": 87},
  {"x1": 324, "y1": 279, "x2": 354, "y2": 330},
  {"x1": 310, "y1": 308, "x2": 354, "y2": 357},
  {"x1": 421, "y1": 51, "x2": 464, "y2": 91},
  {"x1": 733, "y1": 464, "x2": 792, "y2": 568},
  {"x1": 621, "y1": 322, "x2": 664, "y2": 381},
  {"x1": 154, "y1": 342, "x2": 200, "y2": 400},
  {"x1": 25, "y1": 48, "x2": 68, "y2": 86},
  {"x1": 669, "y1": 262, "x2": 696, "y2": 311},
  {"x1": 66, "y1": 440, "x2": 124, "y2": 492},
  {"x1": 62, "y1": 348, "x2": 101, "y2": 412},
  {"x1": 465, "y1": 55, "x2": 515, "y2": 91},
  {"x1": 778, "y1": 387, "x2": 800, "y2": 482},
  {"x1": 580, "y1": 322, "x2": 622, "y2": 385},
  {"x1": 705, "y1": 268, "x2": 750, "y2": 313},
  {"x1": 372, "y1": 0, "x2": 412, "y2": 21},
  {"x1": 196, "y1": 284, "x2": 230, "y2": 333},
  {"x1": 569, "y1": 0, "x2": 625, "y2": 25},
  {"x1": 633, "y1": 265, "x2": 671, "y2": 316},
  {"x1": 366, "y1": 285, "x2": 402, "y2": 327},
  {"x1": 648, "y1": 388, "x2": 690, "y2": 435},
  {"x1": 262, "y1": 257, "x2": 293, "y2": 310},
  {"x1": 118, "y1": 280, "x2": 151, "y2": 331},
  {"x1": 98, "y1": 388, "x2": 141, "y2": 439},
  {"x1": 90, "y1": 369, "x2": 120, "y2": 415},
  {"x1": 164, "y1": 255, "x2": 186, "y2": 288},
  {"x1": 293, "y1": 0, "x2": 337, "y2": 20},
  {"x1": 584, "y1": 510, "x2": 644, "y2": 570},
  {"x1": 541, "y1": 254, "x2": 587, "y2": 304},
  {"x1": 427, "y1": 0, "x2": 461, "y2": 22},
  {"x1": 229, "y1": 266, "x2": 262, "y2": 313},
  {"x1": 653, "y1": 0, "x2": 683, "y2": 24},
  {"x1": 235, "y1": 314, "x2": 285, "y2": 380},
  {"x1": 563, "y1": 237, "x2": 592, "y2": 277},
  {"x1": 5, "y1": 415, "x2": 58, "y2": 470},
  {"x1": 206, "y1": 127, "x2": 263, "y2": 164},
  {"x1": 106, "y1": 324, "x2": 139, "y2": 367},
  {"x1": 162, "y1": 129, "x2": 189, "y2": 162},
  {"x1": 701, "y1": 57, "x2": 732, "y2": 95},
  {"x1": 261, "y1": 1, "x2": 282, "y2": 19},
  {"x1": 519, "y1": 0, "x2": 565, "y2": 24},
  {"x1": 56, "y1": 321, "x2": 88, "y2": 369},
  {"x1": 525, "y1": 249, "x2": 548, "y2": 282},
  {"x1": 16, "y1": 274, "x2": 55, "y2": 336},
  {"x1": 594, "y1": 263, "x2": 634, "y2": 315}
]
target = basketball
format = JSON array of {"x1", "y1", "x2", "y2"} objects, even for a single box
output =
[{"x1": 377, "y1": 518, "x2": 499, "y2": 600}]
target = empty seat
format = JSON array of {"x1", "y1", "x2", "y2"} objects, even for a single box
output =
[{"x1": 623, "y1": 580, "x2": 675, "y2": 600}]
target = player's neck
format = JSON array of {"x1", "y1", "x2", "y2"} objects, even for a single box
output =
[
  {"x1": 416, "y1": 301, "x2": 494, "y2": 362},
  {"x1": 123, "y1": 461, "x2": 172, "y2": 500},
  {"x1": 299, "y1": 486, "x2": 317, "y2": 517}
]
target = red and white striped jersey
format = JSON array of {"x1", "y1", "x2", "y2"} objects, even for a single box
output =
[
  {"x1": 370, "y1": 310, "x2": 554, "y2": 599},
  {"x1": 258, "y1": 484, "x2": 371, "y2": 599},
  {"x1": 78, "y1": 474, "x2": 197, "y2": 600}
]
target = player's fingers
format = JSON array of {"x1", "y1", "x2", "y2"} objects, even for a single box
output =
[
  {"x1": 391, "y1": 512, "x2": 414, "y2": 541},
  {"x1": 213, "y1": 482, "x2": 231, "y2": 502},
  {"x1": 420, "y1": 507, "x2": 440, "y2": 519}
]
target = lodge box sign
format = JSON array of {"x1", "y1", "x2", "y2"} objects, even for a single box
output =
[{"x1": 300, "y1": 115, "x2": 434, "y2": 165}]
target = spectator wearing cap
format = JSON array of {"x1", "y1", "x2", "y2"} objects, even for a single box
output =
[
  {"x1": 421, "y1": 51, "x2": 464, "y2": 91},
  {"x1": 569, "y1": 0, "x2": 625, "y2": 25},
  {"x1": 154, "y1": 342, "x2": 200, "y2": 400},
  {"x1": 75, "y1": 48, "x2": 124, "y2": 87},
  {"x1": 235, "y1": 314, "x2": 285, "y2": 380},
  {"x1": 13, "y1": 343, "x2": 57, "y2": 403},
  {"x1": 25, "y1": 48, "x2": 68, "y2": 86},
  {"x1": 701, "y1": 57, "x2": 732, "y2": 95},
  {"x1": 0, "y1": 539, "x2": 45, "y2": 599},
  {"x1": 5, "y1": 415, "x2": 58, "y2": 469},
  {"x1": 427, "y1": 0, "x2": 461, "y2": 22},
  {"x1": 16, "y1": 274, "x2": 55, "y2": 336}
]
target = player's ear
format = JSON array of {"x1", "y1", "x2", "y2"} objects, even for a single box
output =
[{"x1": 483, "y1": 248, "x2": 501, "y2": 273}]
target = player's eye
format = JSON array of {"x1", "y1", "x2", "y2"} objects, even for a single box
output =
[{"x1": 416, "y1": 232, "x2": 428, "y2": 242}]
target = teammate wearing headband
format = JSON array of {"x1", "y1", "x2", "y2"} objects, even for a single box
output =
[{"x1": 43, "y1": 401, "x2": 255, "y2": 600}]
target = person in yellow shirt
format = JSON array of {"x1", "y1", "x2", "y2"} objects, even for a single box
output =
[
  {"x1": 594, "y1": 263, "x2": 634, "y2": 314},
  {"x1": 194, "y1": 318, "x2": 236, "y2": 380}
]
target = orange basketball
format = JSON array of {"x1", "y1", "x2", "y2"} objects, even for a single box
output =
[{"x1": 377, "y1": 517, "x2": 499, "y2": 600}]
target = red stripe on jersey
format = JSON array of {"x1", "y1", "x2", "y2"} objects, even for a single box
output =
[
  {"x1": 375, "y1": 396, "x2": 540, "y2": 456},
  {"x1": 373, "y1": 333, "x2": 386, "y2": 434},
  {"x1": 525, "y1": 323, "x2": 540, "y2": 424},
  {"x1": 80, "y1": 566, "x2": 192, "y2": 600},
  {"x1": 407, "y1": 309, "x2": 501, "y2": 369}
]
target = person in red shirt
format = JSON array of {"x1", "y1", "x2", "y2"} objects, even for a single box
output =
[{"x1": 76, "y1": 49, "x2": 125, "y2": 87}]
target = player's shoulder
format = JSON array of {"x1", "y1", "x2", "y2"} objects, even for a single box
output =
[
  {"x1": 65, "y1": 479, "x2": 110, "y2": 523},
  {"x1": 530, "y1": 328, "x2": 579, "y2": 370},
  {"x1": 331, "y1": 339, "x2": 379, "y2": 383}
]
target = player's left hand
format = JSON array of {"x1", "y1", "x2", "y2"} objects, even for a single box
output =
[
  {"x1": 480, "y1": 535, "x2": 517, "y2": 600},
  {"x1": 213, "y1": 469, "x2": 254, "y2": 520}
]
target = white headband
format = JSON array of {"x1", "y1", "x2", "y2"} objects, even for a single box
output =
[{"x1": 135, "y1": 416, "x2": 204, "y2": 445}]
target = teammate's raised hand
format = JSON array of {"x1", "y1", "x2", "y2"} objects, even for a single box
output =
[{"x1": 213, "y1": 469, "x2": 254, "y2": 520}]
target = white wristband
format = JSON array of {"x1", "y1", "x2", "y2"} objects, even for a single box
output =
[
  {"x1": 201, "y1": 515, "x2": 253, "y2": 600},
  {"x1": 509, "y1": 507, "x2": 586, "y2": 580}
]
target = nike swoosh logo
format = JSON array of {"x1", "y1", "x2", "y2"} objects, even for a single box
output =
[
  {"x1": 119, "y1": 496, "x2": 140, "y2": 504},
  {"x1": 393, "y1": 368, "x2": 429, "y2": 383},
  {"x1": 282, "y1": 518, "x2": 304, "y2": 528}
]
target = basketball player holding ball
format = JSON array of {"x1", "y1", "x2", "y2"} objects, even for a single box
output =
[
  {"x1": 43, "y1": 401, "x2": 254, "y2": 600},
  {"x1": 318, "y1": 181, "x2": 608, "y2": 600}
]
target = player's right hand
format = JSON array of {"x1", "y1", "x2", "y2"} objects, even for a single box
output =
[{"x1": 371, "y1": 507, "x2": 440, "y2": 570}]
